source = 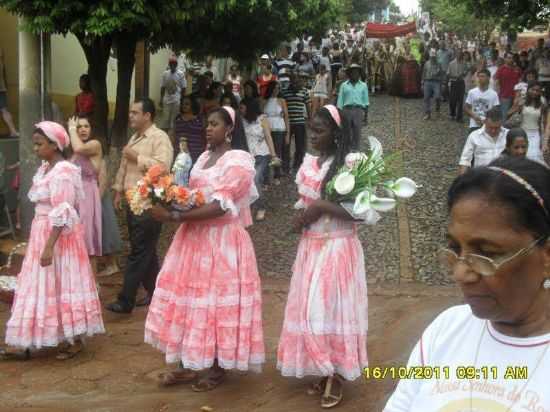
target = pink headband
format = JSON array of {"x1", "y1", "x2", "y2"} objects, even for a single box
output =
[
  {"x1": 489, "y1": 166, "x2": 549, "y2": 216},
  {"x1": 35, "y1": 121, "x2": 69, "y2": 151},
  {"x1": 222, "y1": 106, "x2": 236, "y2": 127},
  {"x1": 324, "y1": 104, "x2": 341, "y2": 127}
]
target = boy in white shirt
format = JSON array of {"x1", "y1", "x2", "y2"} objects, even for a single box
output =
[{"x1": 464, "y1": 69, "x2": 500, "y2": 134}]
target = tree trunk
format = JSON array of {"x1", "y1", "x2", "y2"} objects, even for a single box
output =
[
  {"x1": 110, "y1": 35, "x2": 138, "y2": 148},
  {"x1": 76, "y1": 34, "x2": 112, "y2": 146}
]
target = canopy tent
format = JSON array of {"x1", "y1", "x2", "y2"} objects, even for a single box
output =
[{"x1": 364, "y1": 21, "x2": 417, "y2": 39}]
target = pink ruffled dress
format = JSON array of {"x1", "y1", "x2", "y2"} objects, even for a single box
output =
[
  {"x1": 5, "y1": 161, "x2": 105, "y2": 349},
  {"x1": 72, "y1": 154, "x2": 102, "y2": 256},
  {"x1": 277, "y1": 154, "x2": 368, "y2": 381},
  {"x1": 145, "y1": 150, "x2": 265, "y2": 371}
]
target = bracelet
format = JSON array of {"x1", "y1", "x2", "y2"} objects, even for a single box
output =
[{"x1": 170, "y1": 211, "x2": 183, "y2": 223}]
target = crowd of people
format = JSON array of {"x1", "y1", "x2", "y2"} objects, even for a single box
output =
[{"x1": 0, "y1": 24, "x2": 550, "y2": 411}]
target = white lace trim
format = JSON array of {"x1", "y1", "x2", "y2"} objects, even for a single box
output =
[
  {"x1": 48, "y1": 202, "x2": 80, "y2": 228},
  {"x1": 211, "y1": 193, "x2": 239, "y2": 217},
  {"x1": 28, "y1": 161, "x2": 85, "y2": 204},
  {"x1": 276, "y1": 362, "x2": 366, "y2": 381}
]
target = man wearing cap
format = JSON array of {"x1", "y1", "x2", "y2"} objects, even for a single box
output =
[
  {"x1": 160, "y1": 56, "x2": 186, "y2": 135},
  {"x1": 337, "y1": 63, "x2": 369, "y2": 149},
  {"x1": 421, "y1": 49, "x2": 443, "y2": 120}
]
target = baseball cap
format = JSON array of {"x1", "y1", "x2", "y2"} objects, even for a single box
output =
[{"x1": 261, "y1": 54, "x2": 270, "y2": 59}]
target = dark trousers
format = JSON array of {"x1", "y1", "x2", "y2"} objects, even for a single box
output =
[
  {"x1": 271, "y1": 131, "x2": 286, "y2": 178},
  {"x1": 449, "y1": 79, "x2": 465, "y2": 120},
  {"x1": 118, "y1": 209, "x2": 162, "y2": 307},
  {"x1": 283, "y1": 123, "x2": 306, "y2": 173}
]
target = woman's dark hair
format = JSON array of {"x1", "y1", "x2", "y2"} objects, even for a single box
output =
[
  {"x1": 318, "y1": 107, "x2": 353, "y2": 198},
  {"x1": 220, "y1": 92, "x2": 239, "y2": 110},
  {"x1": 205, "y1": 82, "x2": 223, "y2": 100},
  {"x1": 79, "y1": 74, "x2": 91, "y2": 92},
  {"x1": 523, "y1": 68, "x2": 538, "y2": 82},
  {"x1": 181, "y1": 95, "x2": 201, "y2": 116},
  {"x1": 243, "y1": 80, "x2": 259, "y2": 98},
  {"x1": 207, "y1": 107, "x2": 249, "y2": 152},
  {"x1": 502, "y1": 128, "x2": 528, "y2": 155},
  {"x1": 265, "y1": 81, "x2": 279, "y2": 99},
  {"x1": 34, "y1": 127, "x2": 69, "y2": 159},
  {"x1": 525, "y1": 81, "x2": 545, "y2": 110},
  {"x1": 448, "y1": 157, "x2": 550, "y2": 240},
  {"x1": 240, "y1": 97, "x2": 262, "y2": 123}
]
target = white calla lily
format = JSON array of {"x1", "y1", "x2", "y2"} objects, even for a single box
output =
[
  {"x1": 368, "y1": 136, "x2": 383, "y2": 159},
  {"x1": 391, "y1": 177, "x2": 418, "y2": 199},
  {"x1": 353, "y1": 190, "x2": 371, "y2": 215},
  {"x1": 369, "y1": 194, "x2": 397, "y2": 212},
  {"x1": 344, "y1": 152, "x2": 367, "y2": 169},
  {"x1": 334, "y1": 171, "x2": 355, "y2": 195},
  {"x1": 154, "y1": 187, "x2": 165, "y2": 198}
]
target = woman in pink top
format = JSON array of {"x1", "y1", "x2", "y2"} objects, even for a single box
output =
[
  {"x1": 277, "y1": 106, "x2": 368, "y2": 408},
  {"x1": 1, "y1": 122, "x2": 104, "y2": 361},
  {"x1": 145, "y1": 106, "x2": 265, "y2": 391}
]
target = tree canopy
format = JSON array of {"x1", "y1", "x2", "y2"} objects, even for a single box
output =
[
  {"x1": 0, "y1": 0, "x2": 343, "y2": 145},
  {"x1": 421, "y1": 0, "x2": 550, "y2": 33}
]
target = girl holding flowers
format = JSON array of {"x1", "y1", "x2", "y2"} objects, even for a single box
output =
[
  {"x1": 145, "y1": 106, "x2": 265, "y2": 391},
  {"x1": 277, "y1": 105, "x2": 368, "y2": 409}
]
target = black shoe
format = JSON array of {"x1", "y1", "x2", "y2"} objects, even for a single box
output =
[
  {"x1": 136, "y1": 294, "x2": 152, "y2": 307},
  {"x1": 106, "y1": 301, "x2": 133, "y2": 314}
]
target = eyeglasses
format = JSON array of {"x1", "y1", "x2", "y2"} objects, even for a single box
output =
[{"x1": 438, "y1": 237, "x2": 544, "y2": 277}]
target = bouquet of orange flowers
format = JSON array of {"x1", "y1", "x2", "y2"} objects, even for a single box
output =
[{"x1": 126, "y1": 164, "x2": 205, "y2": 216}]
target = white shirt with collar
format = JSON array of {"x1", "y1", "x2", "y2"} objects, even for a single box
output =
[{"x1": 459, "y1": 126, "x2": 508, "y2": 168}]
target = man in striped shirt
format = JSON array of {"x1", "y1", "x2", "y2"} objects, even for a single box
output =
[
  {"x1": 282, "y1": 73, "x2": 311, "y2": 174},
  {"x1": 274, "y1": 45, "x2": 296, "y2": 91}
]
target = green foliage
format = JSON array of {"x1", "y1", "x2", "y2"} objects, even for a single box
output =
[
  {"x1": 425, "y1": 0, "x2": 495, "y2": 37},
  {"x1": 421, "y1": 0, "x2": 549, "y2": 32},
  {"x1": 0, "y1": 0, "x2": 344, "y2": 59},
  {"x1": 343, "y1": 0, "x2": 391, "y2": 23}
]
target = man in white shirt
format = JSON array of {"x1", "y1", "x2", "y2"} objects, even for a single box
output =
[
  {"x1": 464, "y1": 69, "x2": 500, "y2": 133},
  {"x1": 459, "y1": 107, "x2": 507, "y2": 174},
  {"x1": 160, "y1": 56, "x2": 187, "y2": 134}
]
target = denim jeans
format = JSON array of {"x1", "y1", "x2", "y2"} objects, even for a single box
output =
[
  {"x1": 500, "y1": 97, "x2": 513, "y2": 122},
  {"x1": 423, "y1": 80, "x2": 441, "y2": 115},
  {"x1": 271, "y1": 131, "x2": 286, "y2": 178},
  {"x1": 254, "y1": 155, "x2": 271, "y2": 210}
]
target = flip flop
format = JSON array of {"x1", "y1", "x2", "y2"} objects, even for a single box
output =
[
  {"x1": 321, "y1": 375, "x2": 344, "y2": 409},
  {"x1": 191, "y1": 372, "x2": 225, "y2": 392},
  {"x1": 56, "y1": 343, "x2": 83, "y2": 360},
  {"x1": 307, "y1": 377, "x2": 328, "y2": 395},
  {"x1": 0, "y1": 348, "x2": 30, "y2": 361},
  {"x1": 158, "y1": 369, "x2": 198, "y2": 387}
]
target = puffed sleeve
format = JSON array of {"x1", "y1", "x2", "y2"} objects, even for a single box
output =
[
  {"x1": 48, "y1": 166, "x2": 82, "y2": 229},
  {"x1": 210, "y1": 150, "x2": 256, "y2": 217}
]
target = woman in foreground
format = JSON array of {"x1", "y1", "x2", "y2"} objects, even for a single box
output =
[{"x1": 384, "y1": 157, "x2": 550, "y2": 411}]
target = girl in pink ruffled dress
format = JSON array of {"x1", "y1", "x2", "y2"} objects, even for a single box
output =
[
  {"x1": 0, "y1": 122, "x2": 104, "y2": 361},
  {"x1": 146, "y1": 106, "x2": 265, "y2": 391},
  {"x1": 277, "y1": 105, "x2": 368, "y2": 409}
]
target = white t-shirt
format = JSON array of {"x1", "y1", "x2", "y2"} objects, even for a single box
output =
[
  {"x1": 459, "y1": 126, "x2": 508, "y2": 168},
  {"x1": 384, "y1": 305, "x2": 550, "y2": 412},
  {"x1": 465, "y1": 87, "x2": 500, "y2": 128},
  {"x1": 488, "y1": 65, "x2": 498, "y2": 91},
  {"x1": 161, "y1": 69, "x2": 187, "y2": 105}
]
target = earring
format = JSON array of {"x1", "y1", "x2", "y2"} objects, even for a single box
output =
[
  {"x1": 225, "y1": 135, "x2": 232, "y2": 143},
  {"x1": 543, "y1": 278, "x2": 550, "y2": 290}
]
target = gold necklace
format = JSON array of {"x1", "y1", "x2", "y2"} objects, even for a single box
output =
[{"x1": 470, "y1": 321, "x2": 549, "y2": 412}]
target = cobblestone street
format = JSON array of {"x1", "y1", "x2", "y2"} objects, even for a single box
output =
[{"x1": 0, "y1": 95, "x2": 466, "y2": 411}]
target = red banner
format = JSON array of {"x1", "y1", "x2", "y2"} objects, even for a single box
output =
[{"x1": 365, "y1": 21, "x2": 417, "y2": 39}]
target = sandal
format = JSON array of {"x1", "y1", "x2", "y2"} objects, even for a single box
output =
[
  {"x1": 158, "y1": 368, "x2": 198, "y2": 387},
  {"x1": 56, "y1": 342, "x2": 83, "y2": 360},
  {"x1": 0, "y1": 348, "x2": 30, "y2": 361},
  {"x1": 191, "y1": 370, "x2": 226, "y2": 392},
  {"x1": 307, "y1": 377, "x2": 328, "y2": 395},
  {"x1": 321, "y1": 375, "x2": 344, "y2": 409}
]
